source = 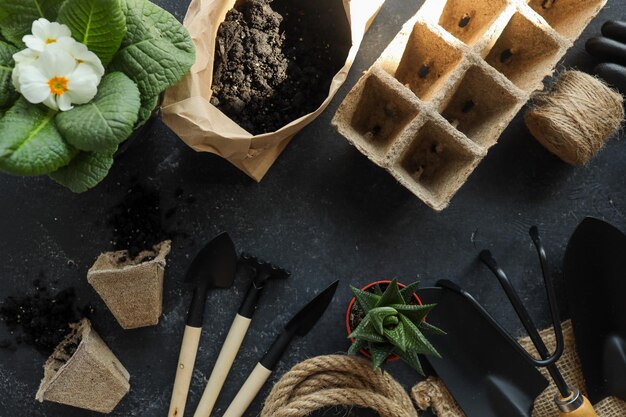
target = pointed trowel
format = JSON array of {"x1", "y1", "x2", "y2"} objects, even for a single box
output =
[
  {"x1": 193, "y1": 254, "x2": 289, "y2": 417},
  {"x1": 168, "y1": 233, "x2": 238, "y2": 417},
  {"x1": 222, "y1": 280, "x2": 339, "y2": 417}
]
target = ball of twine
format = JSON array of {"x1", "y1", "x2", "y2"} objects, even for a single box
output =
[
  {"x1": 261, "y1": 355, "x2": 418, "y2": 417},
  {"x1": 525, "y1": 70, "x2": 624, "y2": 165}
]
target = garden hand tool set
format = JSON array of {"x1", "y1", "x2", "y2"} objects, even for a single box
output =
[
  {"x1": 166, "y1": 232, "x2": 337, "y2": 417},
  {"x1": 419, "y1": 224, "x2": 617, "y2": 417},
  {"x1": 193, "y1": 254, "x2": 290, "y2": 417}
]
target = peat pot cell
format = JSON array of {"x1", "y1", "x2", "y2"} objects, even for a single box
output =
[
  {"x1": 437, "y1": 0, "x2": 508, "y2": 46},
  {"x1": 485, "y1": 13, "x2": 561, "y2": 91},
  {"x1": 350, "y1": 73, "x2": 419, "y2": 155},
  {"x1": 400, "y1": 120, "x2": 478, "y2": 207},
  {"x1": 441, "y1": 65, "x2": 519, "y2": 147},
  {"x1": 528, "y1": 0, "x2": 606, "y2": 40},
  {"x1": 35, "y1": 319, "x2": 130, "y2": 414},
  {"x1": 393, "y1": 22, "x2": 463, "y2": 101}
]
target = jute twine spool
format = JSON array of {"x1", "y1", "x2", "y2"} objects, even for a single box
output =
[
  {"x1": 261, "y1": 355, "x2": 418, "y2": 417},
  {"x1": 525, "y1": 71, "x2": 624, "y2": 165}
]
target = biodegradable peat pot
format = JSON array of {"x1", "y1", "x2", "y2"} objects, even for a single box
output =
[
  {"x1": 88, "y1": 240, "x2": 171, "y2": 330},
  {"x1": 35, "y1": 319, "x2": 130, "y2": 413},
  {"x1": 346, "y1": 280, "x2": 422, "y2": 361}
]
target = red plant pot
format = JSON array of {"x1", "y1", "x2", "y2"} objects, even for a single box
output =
[{"x1": 345, "y1": 280, "x2": 423, "y2": 361}]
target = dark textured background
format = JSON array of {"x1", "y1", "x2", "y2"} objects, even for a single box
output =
[{"x1": 1, "y1": 0, "x2": 625, "y2": 416}]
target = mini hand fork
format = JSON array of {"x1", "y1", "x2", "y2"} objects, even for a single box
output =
[{"x1": 480, "y1": 226, "x2": 597, "y2": 417}]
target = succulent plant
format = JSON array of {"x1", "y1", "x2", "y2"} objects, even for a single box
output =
[{"x1": 348, "y1": 279, "x2": 445, "y2": 374}]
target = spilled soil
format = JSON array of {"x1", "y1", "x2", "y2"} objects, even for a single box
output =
[
  {"x1": 210, "y1": 0, "x2": 351, "y2": 134},
  {"x1": 108, "y1": 185, "x2": 170, "y2": 258},
  {"x1": 0, "y1": 280, "x2": 92, "y2": 355}
]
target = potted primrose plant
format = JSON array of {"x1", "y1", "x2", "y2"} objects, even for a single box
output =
[{"x1": 346, "y1": 279, "x2": 445, "y2": 374}]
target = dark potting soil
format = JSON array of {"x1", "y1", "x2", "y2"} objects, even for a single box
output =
[
  {"x1": 210, "y1": 0, "x2": 350, "y2": 134},
  {"x1": 0, "y1": 282, "x2": 91, "y2": 355},
  {"x1": 109, "y1": 185, "x2": 169, "y2": 258}
]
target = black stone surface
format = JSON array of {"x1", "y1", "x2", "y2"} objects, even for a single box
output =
[{"x1": 1, "y1": 0, "x2": 625, "y2": 416}]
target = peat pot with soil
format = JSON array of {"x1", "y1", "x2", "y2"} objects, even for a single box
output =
[{"x1": 346, "y1": 279, "x2": 445, "y2": 374}]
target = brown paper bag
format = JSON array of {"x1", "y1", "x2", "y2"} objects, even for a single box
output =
[{"x1": 161, "y1": 0, "x2": 385, "y2": 181}]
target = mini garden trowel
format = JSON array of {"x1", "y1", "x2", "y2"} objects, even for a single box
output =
[
  {"x1": 168, "y1": 233, "x2": 238, "y2": 417},
  {"x1": 564, "y1": 217, "x2": 626, "y2": 403},
  {"x1": 193, "y1": 254, "x2": 290, "y2": 417},
  {"x1": 221, "y1": 280, "x2": 339, "y2": 417}
]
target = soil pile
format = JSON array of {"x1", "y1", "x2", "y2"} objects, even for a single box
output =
[
  {"x1": 211, "y1": 0, "x2": 346, "y2": 134},
  {"x1": 0, "y1": 282, "x2": 91, "y2": 355},
  {"x1": 109, "y1": 185, "x2": 169, "y2": 258}
]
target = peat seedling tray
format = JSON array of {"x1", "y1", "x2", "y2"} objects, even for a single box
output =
[{"x1": 333, "y1": 0, "x2": 606, "y2": 211}]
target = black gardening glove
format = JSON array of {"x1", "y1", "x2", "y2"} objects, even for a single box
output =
[{"x1": 586, "y1": 20, "x2": 626, "y2": 93}]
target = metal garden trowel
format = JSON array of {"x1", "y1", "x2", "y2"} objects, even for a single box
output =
[
  {"x1": 193, "y1": 254, "x2": 289, "y2": 417},
  {"x1": 168, "y1": 232, "x2": 238, "y2": 417},
  {"x1": 564, "y1": 217, "x2": 626, "y2": 403}
]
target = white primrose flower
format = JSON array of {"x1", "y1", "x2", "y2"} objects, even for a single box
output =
[
  {"x1": 11, "y1": 49, "x2": 39, "y2": 92},
  {"x1": 16, "y1": 48, "x2": 100, "y2": 111},
  {"x1": 54, "y1": 37, "x2": 105, "y2": 80},
  {"x1": 22, "y1": 18, "x2": 72, "y2": 52}
]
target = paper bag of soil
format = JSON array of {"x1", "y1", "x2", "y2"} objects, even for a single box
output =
[{"x1": 161, "y1": 0, "x2": 385, "y2": 181}]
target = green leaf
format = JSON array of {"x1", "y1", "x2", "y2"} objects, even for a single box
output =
[
  {"x1": 383, "y1": 322, "x2": 409, "y2": 352},
  {"x1": 399, "y1": 314, "x2": 441, "y2": 357},
  {"x1": 400, "y1": 281, "x2": 420, "y2": 303},
  {"x1": 349, "y1": 316, "x2": 387, "y2": 343},
  {"x1": 377, "y1": 279, "x2": 404, "y2": 307},
  {"x1": 49, "y1": 149, "x2": 114, "y2": 192},
  {"x1": 0, "y1": 40, "x2": 18, "y2": 109},
  {"x1": 369, "y1": 342, "x2": 395, "y2": 371},
  {"x1": 57, "y1": 0, "x2": 126, "y2": 66},
  {"x1": 55, "y1": 72, "x2": 140, "y2": 152},
  {"x1": 351, "y1": 286, "x2": 380, "y2": 313},
  {"x1": 392, "y1": 303, "x2": 436, "y2": 324},
  {"x1": 368, "y1": 307, "x2": 397, "y2": 335},
  {"x1": 136, "y1": 94, "x2": 158, "y2": 128},
  {"x1": 397, "y1": 350, "x2": 425, "y2": 376},
  {"x1": 110, "y1": 0, "x2": 195, "y2": 101},
  {"x1": 0, "y1": 98, "x2": 74, "y2": 175},
  {"x1": 348, "y1": 338, "x2": 367, "y2": 356},
  {"x1": 372, "y1": 284, "x2": 384, "y2": 296},
  {"x1": 419, "y1": 321, "x2": 446, "y2": 336},
  {"x1": 0, "y1": 0, "x2": 64, "y2": 47}
]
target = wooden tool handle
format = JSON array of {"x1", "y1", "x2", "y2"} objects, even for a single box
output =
[
  {"x1": 193, "y1": 314, "x2": 252, "y2": 417},
  {"x1": 168, "y1": 325, "x2": 202, "y2": 417},
  {"x1": 558, "y1": 395, "x2": 597, "y2": 417},
  {"x1": 222, "y1": 363, "x2": 272, "y2": 417}
]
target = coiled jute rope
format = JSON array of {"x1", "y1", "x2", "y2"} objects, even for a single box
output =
[
  {"x1": 261, "y1": 355, "x2": 418, "y2": 417},
  {"x1": 525, "y1": 70, "x2": 624, "y2": 165}
]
